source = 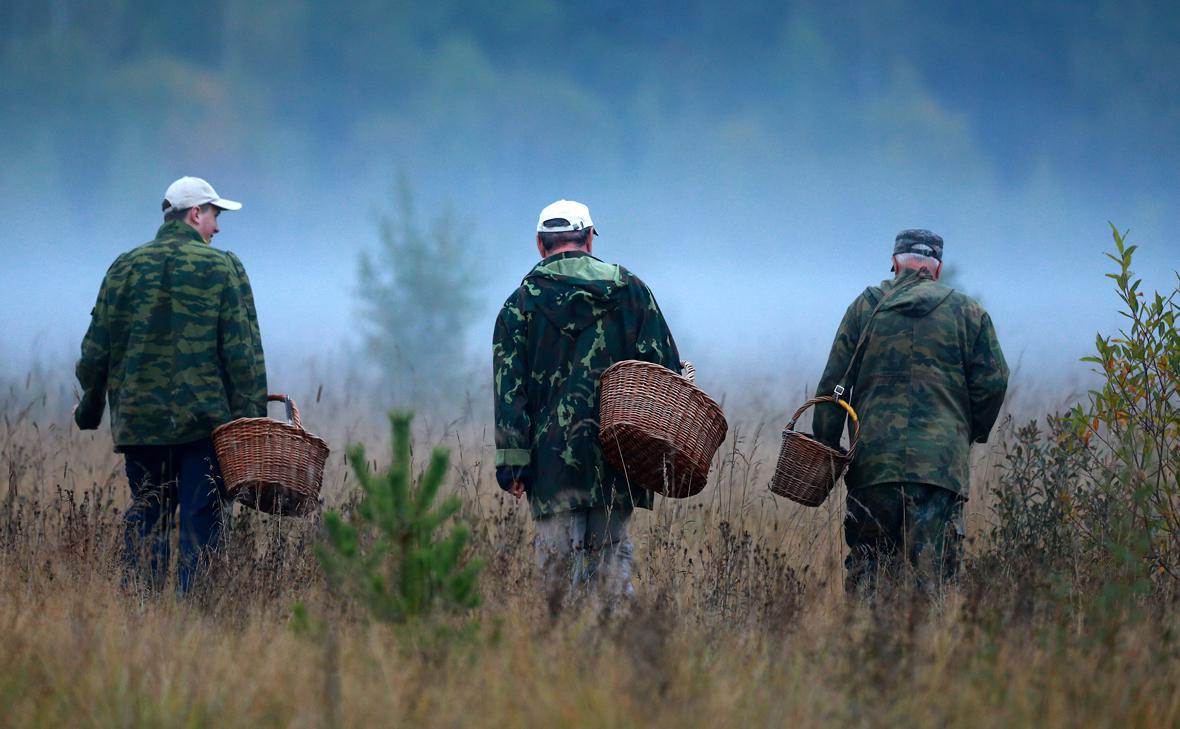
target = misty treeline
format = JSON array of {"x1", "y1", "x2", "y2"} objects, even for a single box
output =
[{"x1": 3, "y1": 0, "x2": 1179, "y2": 208}]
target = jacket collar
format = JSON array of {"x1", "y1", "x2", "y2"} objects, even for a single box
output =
[
  {"x1": 155, "y1": 220, "x2": 206, "y2": 244},
  {"x1": 535, "y1": 249, "x2": 595, "y2": 269},
  {"x1": 885, "y1": 268, "x2": 934, "y2": 288}
]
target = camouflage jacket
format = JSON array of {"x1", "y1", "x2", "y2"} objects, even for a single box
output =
[
  {"x1": 75, "y1": 221, "x2": 267, "y2": 449},
  {"x1": 813, "y1": 269, "x2": 1008, "y2": 497},
  {"x1": 493, "y1": 251, "x2": 680, "y2": 518}
]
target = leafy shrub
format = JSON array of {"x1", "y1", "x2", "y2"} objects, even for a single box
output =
[
  {"x1": 1068, "y1": 226, "x2": 1180, "y2": 592},
  {"x1": 982, "y1": 226, "x2": 1179, "y2": 609},
  {"x1": 988, "y1": 416, "x2": 1090, "y2": 576}
]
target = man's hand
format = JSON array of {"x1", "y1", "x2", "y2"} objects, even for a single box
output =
[{"x1": 496, "y1": 465, "x2": 530, "y2": 500}]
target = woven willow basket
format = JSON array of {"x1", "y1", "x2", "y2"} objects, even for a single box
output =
[
  {"x1": 599, "y1": 360, "x2": 728, "y2": 498},
  {"x1": 212, "y1": 394, "x2": 329, "y2": 516},
  {"x1": 768, "y1": 396, "x2": 859, "y2": 507}
]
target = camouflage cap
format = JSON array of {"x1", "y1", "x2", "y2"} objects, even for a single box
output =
[{"x1": 893, "y1": 229, "x2": 944, "y2": 260}]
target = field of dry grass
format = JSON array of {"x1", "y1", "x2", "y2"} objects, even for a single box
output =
[{"x1": 3, "y1": 368, "x2": 1179, "y2": 729}]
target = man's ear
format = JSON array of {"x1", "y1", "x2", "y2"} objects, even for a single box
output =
[
  {"x1": 935, "y1": 261, "x2": 943, "y2": 280},
  {"x1": 536, "y1": 234, "x2": 546, "y2": 258}
]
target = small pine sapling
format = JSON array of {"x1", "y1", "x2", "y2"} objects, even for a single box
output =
[{"x1": 316, "y1": 411, "x2": 483, "y2": 623}]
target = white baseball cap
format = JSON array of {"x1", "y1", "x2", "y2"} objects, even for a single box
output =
[
  {"x1": 537, "y1": 199, "x2": 597, "y2": 235},
  {"x1": 162, "y1": 176, "x2": 242, "y2": 213}
]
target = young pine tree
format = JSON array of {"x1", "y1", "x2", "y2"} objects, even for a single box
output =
[{"x1": 316, "y1": 411, "x2": 483, "y2": 623}]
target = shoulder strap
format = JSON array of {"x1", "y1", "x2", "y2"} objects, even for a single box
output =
[{"x1": 833, "y1": 276, "x2": 924, "y2": 401}]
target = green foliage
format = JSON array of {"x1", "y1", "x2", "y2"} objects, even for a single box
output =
[
  {"x1": 982, "y1": 413, "x2": 1150, "y2": 627},
  {"x1": 1069, "y1": 225, "x2": 1180, "y2": 587},
  {"x1": 356, "y1": 180, "x2": 481, "y2": 408},
  {"x1": 983, "y1": 226, "x2": 1179, "y2": 610},
  {"x1": 315, "y1": 411, "x2": 483, "y2": 623},
  {"x1": 989, "y1": 416, "x2": 1089, "y2": 574},
  {"x1": 288, "y1": 601, "x2": 328, "y2": 639}
]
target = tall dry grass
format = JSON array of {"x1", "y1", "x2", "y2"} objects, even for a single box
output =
[{"x1": 2, "y1": 366, "x2": 1179, "y2": 729}]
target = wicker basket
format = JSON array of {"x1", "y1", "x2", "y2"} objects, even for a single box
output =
[
  {"x1": 599, "y1": 360, "x2": 728, "y2": 498},
  {"x1": 212, "y1": 394, "x2": 330, "y2": 516},
  {"x1": 768, "y1": 397, "x2": 859, "y2": 507}
]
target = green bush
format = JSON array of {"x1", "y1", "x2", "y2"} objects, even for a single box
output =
[
  {"x1": 988, "y1": 416, "x2": 1089, "y2": 576},
  {"x1": 1069, "y1": 226, "x2": 1180, "y2": 592},
  {"x1": 981, "y1": 226, "x2": 1178, "y2": 613}
]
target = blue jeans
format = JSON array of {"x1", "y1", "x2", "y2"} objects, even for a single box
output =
[{"x1": 122, "y1": 438, "x2": 227, "y2": 595}]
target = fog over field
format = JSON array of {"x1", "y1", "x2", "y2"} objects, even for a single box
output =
[{"x1": 2, "y1": 1, "x2": 1177, "y2": 407}]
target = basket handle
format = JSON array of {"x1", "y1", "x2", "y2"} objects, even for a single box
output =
[
  {"x1": 680, "y1": 360, "x2": 695, "y2": 382},
  {"x1": 785, "y1": 396, "x2": 860, "y2": 456},
  {"x1": 268, "y1": 393, "x2": 303, "y2": 429}
]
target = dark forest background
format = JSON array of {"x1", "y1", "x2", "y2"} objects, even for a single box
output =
[{"x1": 5, "y1": 1, "x2": 1178, "y2": 191}]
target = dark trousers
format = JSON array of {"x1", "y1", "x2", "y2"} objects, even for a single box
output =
[
  {"x1": 844, "y1": 482, "x2": 965, "y2": 595},
  {"x1": 122, "y1": 438, "x2": 227, "y2": 595}
]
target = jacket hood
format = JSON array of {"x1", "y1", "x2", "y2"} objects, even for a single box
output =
[
  {"x1": 865, "y1": 269, "x2": 954, "y2": 318},
  {"x1": 520, "y1": 251, "x2": 628, "y2": 333},
  {"x1": 155, "y1": 220, "x2": 206, "y2": 244}
]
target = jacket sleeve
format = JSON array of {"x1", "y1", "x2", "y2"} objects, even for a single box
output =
[
  {"x1": 812, "y1": 298, "x2": 863, "y2": 449},
  {"x1": 493, "y1": 296, "x2": 531, "y2": 469},
  {"x1": 966, "y1": 312, "x2": 1009, "y2": 443},
  {"x1": 74, "y1": 278, "x2": 112, "y2": 430},
  {"x1": 219, "y1": 253, "x2": 267, "y2": 420},
  {"x1": 631, "y1": 279, "x2": 681, "y2": 371}
]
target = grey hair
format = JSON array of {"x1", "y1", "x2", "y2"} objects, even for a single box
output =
[{"x1": 893, "y1": 252, "x2": 941, "y2": 271}]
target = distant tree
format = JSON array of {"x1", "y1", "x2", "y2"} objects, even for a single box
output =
[{"x1": 356, "y1": 179, "x2": 481, "y2": 409}]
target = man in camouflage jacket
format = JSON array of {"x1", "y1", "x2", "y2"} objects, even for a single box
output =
[
  {"x1": 812, "y1": 229, "x2": 1008, "y2": 594},
  {"x1": 493, "y1": 199, "x2": 680, "y2": 606},
  {"x1": 75, "y1": 176, "x2": 266, "y2": 594}
]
